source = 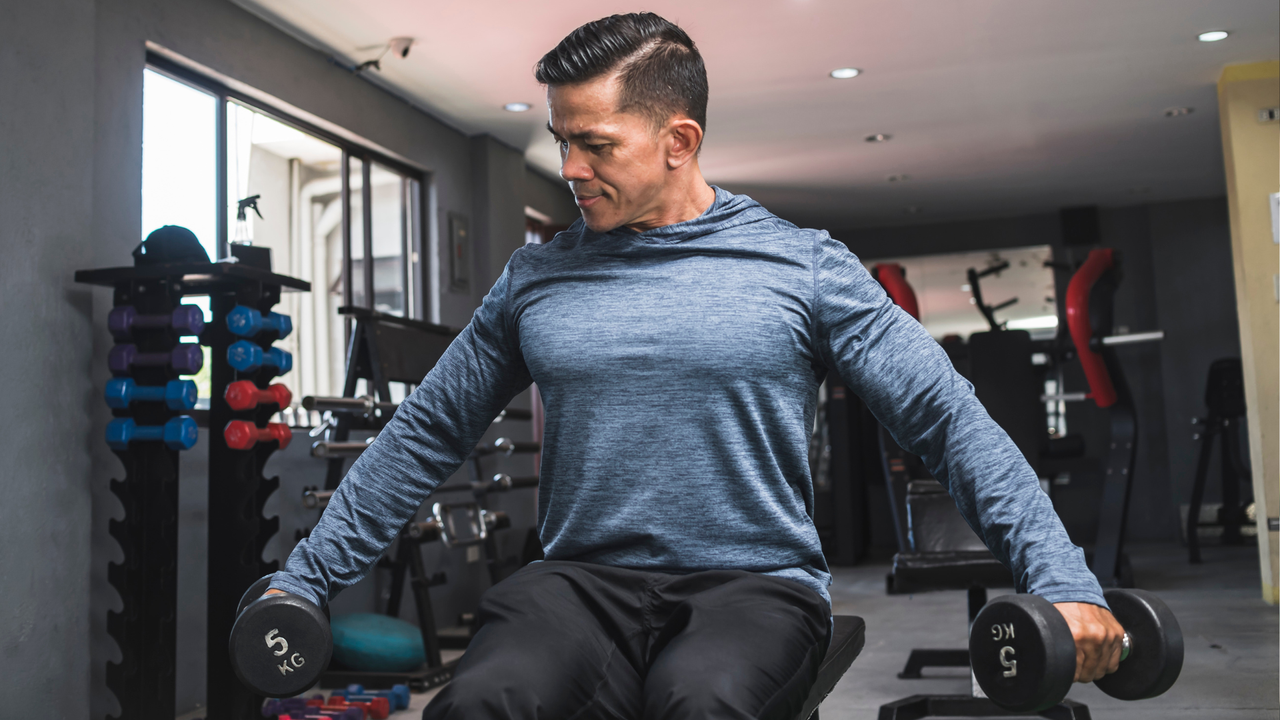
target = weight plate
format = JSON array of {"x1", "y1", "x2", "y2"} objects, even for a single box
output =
[
  {"x1": 230, "y1": 593, "x2": 333, "y2": 698},
  {"x1": 1096, "y1": 589, "x2": 1183, "y2": 701},
  {"x1": 970, "y1": 594, "x2": 1077, "y2": 712}
]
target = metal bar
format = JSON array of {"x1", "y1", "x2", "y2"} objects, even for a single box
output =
[
  {"x1": 341, "y1": 151, "x2": 353, "y2": 309},
  {"x1": 1100, "y1": 330, "x2": 1164, "y2": 346},
  {"x1": 1040, "y1": 392, "x2": 1089, "y2": 402},
  {"x1": 362, "y1": 158, "x2": 374, "y2": 309},
  {"x1": 215, "y1": 96, "x2": 229, "y2": 260}
]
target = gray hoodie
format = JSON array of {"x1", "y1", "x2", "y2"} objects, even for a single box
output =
[{"x1": 270, "y1": 186, "x2": 1105, "y2": 609}]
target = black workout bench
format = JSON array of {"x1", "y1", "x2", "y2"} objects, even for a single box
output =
[{"x1": 797, "y1": 615, "x2": 866, "y2": 720}]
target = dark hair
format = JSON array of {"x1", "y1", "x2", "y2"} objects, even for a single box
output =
[{"x1": 535, "y1": 13, "x2": 708, "y2": 137}]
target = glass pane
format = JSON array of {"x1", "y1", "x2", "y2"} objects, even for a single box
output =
[
  {"x1": 371, "y1": 164, "x2": 406, "y2": 316},
  {"x1": 142, "y1": 69, "x2": 218, "y2": 400},
  {"x1": 349, "y1": 158, "x2": 367, "y2": 309},
  {"x1": 225, "y1": 100, "x2": 349, "y2": 398}
]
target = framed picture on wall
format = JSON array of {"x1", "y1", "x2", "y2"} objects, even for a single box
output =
[{"x1": 449, "y1": 212, "x2": 470, "y2": 293}]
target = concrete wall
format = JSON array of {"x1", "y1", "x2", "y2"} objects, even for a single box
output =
[
  {"x1": 0, "y1": 1, "x2": 97, "y2": 716},
  {"x1": 0, "y1": 0, "x2": 572, "y2": 715},
  {"x1": 824, "y1": 197, "x2": 1241, "y2": 543}
]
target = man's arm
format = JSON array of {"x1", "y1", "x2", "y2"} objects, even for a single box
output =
[
  {"x1": 268, "y1": 261, "x2": 533, "y2": 607},
  {"x1": 811, "y1": 233, "x2": 1122, "y2": 680}
]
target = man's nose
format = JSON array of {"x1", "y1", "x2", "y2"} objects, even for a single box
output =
[{"x1": 560, "y1": 146, "x2": 593, "y2": 183}]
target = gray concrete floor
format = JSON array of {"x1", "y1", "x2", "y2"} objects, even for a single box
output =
[{"x1": 220, "y1": 542, "x2": 1277, "y2": 720}]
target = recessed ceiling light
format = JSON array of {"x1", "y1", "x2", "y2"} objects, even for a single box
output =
[
  {"x1": 1163, "y1": 106, "x2": 1194, "y2": 118},
  {"x1": 1197, "y1": 30, "x2": 1230, "y2": 42},
  {"x1": 865, "y1": 133, "x2": 892, "y2": 143},
  {"x1": 830, "y1": 67, "x2": 862, "y2": 79},
  {"x1": 887, "y1": 174, "x2": 911, "y2": 183},
  {"x1": 504, "y1": 102, "x2": 532, "y2": 112}
]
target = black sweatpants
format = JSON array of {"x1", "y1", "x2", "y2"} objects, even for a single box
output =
[{"x1": 423, "y1": 561, "x2": 831, "y2": 720}]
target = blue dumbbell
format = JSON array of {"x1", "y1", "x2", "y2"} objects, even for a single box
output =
[
  {"x1": 105, "y1": 416, "x2": 199, "y2": 451},
  {"x1": 335, "y1": 683, "x2": 411, "y2": 710},
  {"x1": 227, "y1": 340, "x2": 293, "y2": 375},
  {"x1": 104, "y1": 378, "x2": 198, "y2": 410},
  {"x1": 226, "y1": 305, "x2": 292, "y2": 340}
]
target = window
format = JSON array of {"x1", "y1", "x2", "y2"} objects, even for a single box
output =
[{"x1": 141, "y1": 56, "x2": 426, "y2": 415}]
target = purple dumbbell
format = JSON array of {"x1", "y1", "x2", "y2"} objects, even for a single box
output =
[
  {"x1": 108, "y1": 305, "x2": 205, "y2": 341},
  {"x1": 108, "y1": 343, "x2": 203, "y2": 376}
]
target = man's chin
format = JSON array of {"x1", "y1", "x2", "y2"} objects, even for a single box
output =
[{"x1": 581, "y1": 212, "x2": 623, "y2": 234}]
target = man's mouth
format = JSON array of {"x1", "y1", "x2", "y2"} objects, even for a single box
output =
[{"x1": 575, "y1": 195, "x2": 602, "y2": 208}]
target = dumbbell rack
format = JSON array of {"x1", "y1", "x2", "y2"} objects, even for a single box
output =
[{"x1": 77, "y1": 257, "x2": 308, "y2": 720}]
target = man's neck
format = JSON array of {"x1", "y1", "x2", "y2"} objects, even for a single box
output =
[{"x1": 623, "y1": 173, "x2": 717, "y2": 233}]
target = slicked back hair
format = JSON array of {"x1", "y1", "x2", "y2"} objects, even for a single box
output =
[{"x1": 536, "y1": 13, "x2": 708, "y2": 140}]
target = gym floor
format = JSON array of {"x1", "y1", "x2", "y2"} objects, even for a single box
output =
[{"x1": 204, "y1": 542, "x2": 1274, "y2": 720}]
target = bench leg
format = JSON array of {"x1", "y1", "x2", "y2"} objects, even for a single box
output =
[
  {"x1": 897, "y1": 649, "x2": 969, "y2": 678},
  {"x1": 878, "y1": 695, "x2": 1091, "y2": 720}
]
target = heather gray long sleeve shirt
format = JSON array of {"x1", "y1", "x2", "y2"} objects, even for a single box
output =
[{"x1": 271, "y1": 187, "x2": 1106, "y2": 609}]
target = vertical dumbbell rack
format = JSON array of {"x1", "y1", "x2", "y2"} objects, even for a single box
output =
[{"x1": 77, "y1": 255, "x2": 308, "y2": 720}]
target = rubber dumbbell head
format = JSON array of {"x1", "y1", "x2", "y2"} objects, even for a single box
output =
[
  {"x1": 229, "y1": 579, "x2": 332, "y2": 698},
  {"x1": 227, "y1": 340, "x2": 293, "y2": 374},
  {"x1": 108, "y1": 305, "x2": 205, "y2": 340},
  {"x1": 327, "y1": 695, "x2": 389, "y2": 719},
  {"x1": 108, "y1": 343, "x2": 203, "y2": 376},
  {"x1": 227, "y1": 305, "x2": 293, "y2": 340},
  {"x1": 106, "y1": 416, "x2": 199, "y2": 451},
  {"x1": 970, "y1": 594, "x2": 1078, "y2": 712},
  {"x1": 224, "y1": 380, "x2": 292, "y2": 411},
  {"x1": 224, "y1": 420, "x2": 292, "y2": 450},
  {"x1": 1093, "y1": 589, "x2": 1183, "y2": 701},
  {"x1": 335, "y1": 684, "x2": 410, "y2": 710},
  {"x1": 104, "y1": 378, "x2": 198, "y2": 411}
]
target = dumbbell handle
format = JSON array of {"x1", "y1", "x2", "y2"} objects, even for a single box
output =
[
  {"x1": 302, "y1": 394, "x2": 396, "y2": 415},
  {"x1": 302, "y1": 489, "x2": 333, "y2": 509},
  {"x1": 310, "y1": 440, "x2": 371, "y2": 458},
  {"x1": 1119, "y1": 632, "x2": 1132, "y2": 662}
]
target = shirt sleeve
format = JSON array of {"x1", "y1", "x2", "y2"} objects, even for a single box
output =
[
  {"x1": 812, "y1": 232, "x2": 1106, "y2": 607},
  {"x1": 270, "y1": 259, "x2": 533, "y2": 606}
]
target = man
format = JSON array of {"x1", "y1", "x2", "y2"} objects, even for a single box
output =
[{"x1": 268, "y1": 13, "x2": 1123, "y2": 719}]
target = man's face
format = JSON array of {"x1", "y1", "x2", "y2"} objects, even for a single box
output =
[{"x1": 547, "y1": 75, "x2": 668, "y2": 233}]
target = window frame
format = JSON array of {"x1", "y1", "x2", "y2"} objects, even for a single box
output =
[{"x1": 145, "y1": 51, "x2": 427, "y2": 321}]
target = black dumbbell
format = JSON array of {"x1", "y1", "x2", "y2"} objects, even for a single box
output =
[
  {"x1": 108, "y1": 343, "x2": 203, "y2": 375},
  {"x1": 970, "y1": 589, "x2": 1183, "y2": 712},
  {"x1": 229, "y1": 574, "x2": 332, "y2": 698}
]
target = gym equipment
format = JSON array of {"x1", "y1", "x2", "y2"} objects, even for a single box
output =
[
  {"x1": 327, "y1": 695, "x2": 390, "y2": 719},
  {"x1": 227, "y1": 340, "x2": 293, "y2": 374},
  {"x1": 1186, "y1": 358, "x2": 1252, "y2": 562},
  {"x1": 970, "y1": 589, "x2": 1183, "y2": 712},
  {"x1": 263, "y1": 697, "x2": 362, "y2": 720},
  {"x1": 106, "y1": 416, "x2": 199, "y2": 451},
  {"x1": 967, "y1": 260, "x2": 1017, "y2": 331},
  {"x1": 331, "y1": 613, "x2": 427, "y2": 674},
  {"x1": 224, "y1": 420, "x2": 292, "y2": 450},
  {"x1": 229, "y1": 574, "x2": 333, "y2": 698},
  {"x1": 108, "y1": 343, "x2": 203, "y2": 375},
  {"x1": 224, "y1": 380, "x2": 292, "y2": 411},
  {"x1": 108, "y1": 305, "x2": 205, "y2": 340},
  {"x1": 226, "y1": 304, "x2": 293, "y2": 339},
  {"x1": 331, "y1": 684, "x2": 411, "y2": 710},
  {"x1": 78, "y1": 243, "x2": 309, "y2": 720},
  {"x1": 472, "y1": 437, "x2": 540, "y2": 457},
  {"x1": 406, "y1": 506, "x2": 509, "y2": 544},
  {"x1": 302, "y1": 488, "x2": 334, "y2": 509},
  {"x1": 303, "y1": 394, "x2": 398, "y2": 417},
  {"x1": 311, "y1": 439, "x2": 373, "y2": 459},
  {"x1": 104, "y1": 378, "x2": 198, "y2": 411}
]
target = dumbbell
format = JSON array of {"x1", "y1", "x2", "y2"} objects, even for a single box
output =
[
  {"x1": 970, "y1": 589, "x2": 1183, "y2": 712},
  {"x1": 262, "y1": 697, "x2": 362, "y2": 720},
  {"x1": 227, "y1": 340, "x2": 293, "y2": 375},
  {"x1": 224, "y1": 420, "x2": 292, "y2": 450},
  {"x1": 225, "y1": 380, "x2": 292, "y2": 411},
  {"x1": 333, "y1": 684, "x2": 410, "y2": 710},
  {"x1": 332, "y1": 684, "x2": 410, "y2": 710},
  {"x1": 108, "y1": 343, "x2": 203, "y2": 376},
  {"x1": 227, "y1": 305, "x2": 293, "y2": 339},
  {"x1": 230, "y1": 574, "x2": 332, "y2": 699},
  {"x1": 326, "y1": 695, "x2": 390, "y2": 719},
  {"x1": 106, "y1": 416, "x2": 199, "y2": 451},
  {"x1": 108, "y1": 305, "x2": 205, "y2": 340},
  {"x1": 104, "y1": 378, "x2": 198, "y2": 410}
]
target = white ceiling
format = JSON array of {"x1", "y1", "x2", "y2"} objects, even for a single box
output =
[{"x1": 235, "y1": 0, "x2": 1278, "y2": 228}]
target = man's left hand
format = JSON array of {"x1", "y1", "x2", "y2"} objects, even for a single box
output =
[{"x1": 1053, "y1": 602, "x2": 1125, "y2": 683}]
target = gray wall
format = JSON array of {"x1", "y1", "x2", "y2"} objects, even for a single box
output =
[
  {"x1": 2, "y1": 0, "x2": 573, "y2": 716},
  {"x1": 0, "y1": 1, "x2": 97, "y2": 717},
  {"x1": 824, "y1": 197, "x2": 1241, "y2": 543}
]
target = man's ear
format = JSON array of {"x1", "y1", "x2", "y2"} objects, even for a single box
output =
[{"x1": 665, "y1": 117, "x2": 703, "y2": 169}]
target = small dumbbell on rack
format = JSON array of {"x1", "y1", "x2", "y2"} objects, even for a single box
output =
[
  {"x1": 224, "y1": 380, "x2": 291, "y2": 411},
  {"x1": 106, "y1": 417, "x2": 199, "y2": 451},
  {"x1": 105, "y1": 378, "x2": 198, "y2": 411},
  {"x1": 226, "y1": 304, "x2": 293, "y2": 339},
  {"x1": 108, "y1": 343, "x2": 203, "y2": 376},
  {"x1": 223, "y1": 420, "x2": 292, "y2": 451},
  {"x1": 108, "y1": 305, "x2": 205, "y2": 341},
  {"x1": 226, "y1": 340, "x2": 292, "y2": 375}
]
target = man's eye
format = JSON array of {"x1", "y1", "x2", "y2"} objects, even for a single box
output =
[{"x1": 587, "y1": 143, "x2": 608, "y2": 152}]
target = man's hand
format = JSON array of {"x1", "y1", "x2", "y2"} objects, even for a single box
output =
[{"x1": 1054, "y1": 602, "x2": 1125, "y2": 683}]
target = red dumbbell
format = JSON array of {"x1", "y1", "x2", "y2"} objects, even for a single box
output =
[
  {"x1": 224, "y1": 380, "x2": 292, "y2": 411},
  {"x1": 223, "y1": 420, "x2": 292, "y2": 450},
  {"x1": 327, "y1": 695, "x2": 389, "y2": 719}
]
